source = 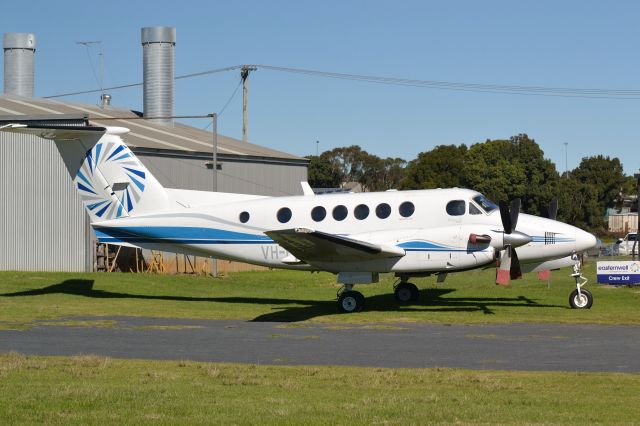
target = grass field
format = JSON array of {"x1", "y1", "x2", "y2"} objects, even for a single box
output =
[
  {"x1": 1, "y1": 353, "x2": 639, "y2": 425},
  {"x1": 2, "y1": 264, "x2": 640, "y2": 424},
  {"x1": 1, "y1": 261, "x2": 640, "y2": 328}
]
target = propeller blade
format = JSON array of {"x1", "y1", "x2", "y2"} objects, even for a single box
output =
[
  {"x1": 548, "y1": 197, "x2": 558, "y2": 220},
  {"x1": 510, "y1": 248, "x2": 522, "y2": 280},
  {"x1": 496, "y1": 247, "x2": 512, "y2": 285},
  {"x1": 499, "y1": 201, "x2": 512, "y2": 234},
  {"x1": 509, "y1": 198, "x2": 521, "y2": 231}
]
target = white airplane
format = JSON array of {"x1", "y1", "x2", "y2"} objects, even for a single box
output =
[{"x1": 1, "y1": 124, "x2": 598, "y2": 313}]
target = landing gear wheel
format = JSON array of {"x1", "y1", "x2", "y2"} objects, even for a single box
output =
[
  {"x1": 394, "y1": 283, "x2": 419, "y2": 303},
  {"x1": 569, "y1": 288, "x2": 593, "y2": 309},
  {"x1": 338, "y1": 291, "x2": 365, "y2": 313}
]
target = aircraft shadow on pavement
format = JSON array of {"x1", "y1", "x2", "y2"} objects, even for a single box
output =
[{"x1": 2, "y1": 279, "x2": 563, "y2": 322}]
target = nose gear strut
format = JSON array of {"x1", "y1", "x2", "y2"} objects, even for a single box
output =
[{"x1": 569, "y1": 253, "x2": 592, "y2": 309}]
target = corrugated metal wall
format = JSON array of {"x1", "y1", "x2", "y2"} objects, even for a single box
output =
[
  {"x1": 0, "y1": 133, "x2": 91, "y2": 271},
  {"x1": 608, "y1": 214, "x2": 638, "y2": 234},
  {"x1": 1, "y1": 133, "x2": 307, "y2": 272},
  {"x1": 138, "y1": 154, "x2": 307, "y2": 196}
]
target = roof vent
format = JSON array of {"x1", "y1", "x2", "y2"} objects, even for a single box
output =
[
  {"x1": 100, "y1": 93, "x2": 111, "y2": 107},
  {"x1": 141, "y1": 26, "x2": 175, "y2": 126},
  {"x1": 3, "y1": 33, "x2": 36, "y2": 97}
]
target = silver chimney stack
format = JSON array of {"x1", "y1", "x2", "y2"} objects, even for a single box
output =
[
  {"x1": 4, "y1": 33, "x2": 36, "y2": 97},
  {"x1": 141, "y1": 26, "x2": 175, "y2": 125}
]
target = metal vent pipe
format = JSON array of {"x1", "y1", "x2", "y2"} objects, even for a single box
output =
[
  {"x1": 3, "y1": 33, "x2": 36, "y2": 97},
  {"x1": 141, "y1": 26, "x2": 175, "y2": 125}
]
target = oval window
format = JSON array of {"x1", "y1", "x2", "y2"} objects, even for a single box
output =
[
  {"x1": 376, "y1": 203, "x2": 391, "y2": 219},
  {"x1": 399, "y1": 201, "x2": 415, "y2": 218},
  {"x1": 446, "y1": 200, "x2": 466, "y2": 216},
  {"x1": 354, "y1": 204, "x2": 369, "y2": 220},
  {"x1": 311, "y1": 206, "x2": 326, "y2": 222},
  {"x1": 277, "y1": 207, "x2": 292, "y2": 223},
  {"x1": 332, "y1": 205, "x2": 348, "y2": 221},
  {"x1": 239, "y1": 211, "x2": 250, "y2": 223}
]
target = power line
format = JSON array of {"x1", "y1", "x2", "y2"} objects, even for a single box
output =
[
  {"x1": 44, "y1": 63, "x2": 640, "y2": 100},
  {"x1": 202, "y1": 78, "x2": 245, "y2": 130},
  {"x1": 43, "y1": 65, "x2": 244, "y2": 99},
  {"x1": 251, "y1": 64, "x2": 640, "y2": 99}
]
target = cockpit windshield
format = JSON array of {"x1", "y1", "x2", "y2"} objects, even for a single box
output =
[{"x1": 472, "y1": 195, "x2": 498, "y2": 213}]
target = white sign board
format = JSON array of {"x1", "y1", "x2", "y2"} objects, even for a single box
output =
[{"x1": 597, "y1": 261, "x2": 640, "y2": 285}]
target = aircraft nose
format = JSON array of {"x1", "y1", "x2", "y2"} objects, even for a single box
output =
[{"x1": 575, "y1": 228, "x2": 598, "y2": 253}]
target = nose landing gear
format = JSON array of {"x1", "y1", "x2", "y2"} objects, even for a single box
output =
[{"x1": 568, "y1": 255, "x2": 592, "y2": 309}]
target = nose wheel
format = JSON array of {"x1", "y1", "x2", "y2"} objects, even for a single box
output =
[
  {"x1": 569, "y1": 255, "x2": 592, "y2": 309},
  {"x1": 569, "y1": 288, "x2": 593, "y2": 309}
]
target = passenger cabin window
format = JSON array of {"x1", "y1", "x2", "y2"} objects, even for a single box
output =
[
  {"x1": 469, "y1": 203, "x2": 482, "y2": 215},
  {"x1": 472, "y1": 195, "x2": 498, "y2": 213},
  {"x1": 311, "y1": 206, "x2": 326, "y2": 222},
  {"x1": 399, "y1": 201, "x2": 415, "y2": 218},
  {"x1": 239, "y1": 211, "x2": 250, "y2": 223},
  {"x1": 333, "y1": 205, "x2": 348, "y2": 221},
  {"x1": 446, "y1": 200, "x2": 466, "y2": 216},
  {"x1": 277, "y1": 207, "x2": 292, "y2": 223},
  {"x1": 354, "y1": 204, "x2": 369, "y2": 220},
  {"x1": 376, "y1": 203, "x2": 391, "y2": 219}
]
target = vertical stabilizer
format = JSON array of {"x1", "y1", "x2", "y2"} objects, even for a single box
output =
[{"x1": 0, "y1": 124, "x2": 169, "y2": 222}]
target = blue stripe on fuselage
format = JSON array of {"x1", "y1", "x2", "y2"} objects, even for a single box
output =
[{"x1": 94, "y1": 226, "x2": 272, "y2": 245}]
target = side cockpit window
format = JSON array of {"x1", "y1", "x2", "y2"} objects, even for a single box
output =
[
  {"x1": 446, "y1": 200, "x2": 466, "y2": 216},
  {"x1": 472, "y1": 195, "x2": 498, "y2": 213},
  {"x1": 469, "y1": 203, "x2": 482, "y2": 215}
]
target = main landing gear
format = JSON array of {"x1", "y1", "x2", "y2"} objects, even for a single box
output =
[
  {"x1": 394, "y1": 280, "x2": 419, "y2": 303},
  {"x1": 336, "y1": 277, "x2": 420, "y2": 313},
  {"x1": 568, "y1": 255, "x2": 592, "y2": 309},
  {"x1": 337, "y1": 285, "x2": 365, "y2": 313}
]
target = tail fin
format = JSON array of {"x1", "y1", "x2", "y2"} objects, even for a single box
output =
[{"x1": 0, "y1": 124, "x2": 169, "y2": 222}]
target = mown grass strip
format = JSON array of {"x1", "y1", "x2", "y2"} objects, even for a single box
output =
[
  {"x1": 1, "y1": 262, "x2": 639, "y2": 328},
  {"x1": 1, "y1": 352, "x2": 639, "y2": 425}
]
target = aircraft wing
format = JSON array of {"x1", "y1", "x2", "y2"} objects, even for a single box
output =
[{"x1": 265, "y1": 228, "x2": 405, "y2": 263}]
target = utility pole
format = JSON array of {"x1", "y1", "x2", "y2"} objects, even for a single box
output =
[
  {"x1": 633, "y1": 171, "x2": 640, "y2": 259},
  {"x1": 564, "y1": 142, "x2": 569, "y2": 178},
  {"x1": 241, "y1": 65, "x2": 256, "y2": 143},
  {"x1": 211, "y1": 112, "x2": 218, "y2": 277},
  {"x1": 316, "y1": 140, "x2": 319, "y2": 156},
  {"x1": 211, "y1": 113, "x2": 218, "y2": 192}
]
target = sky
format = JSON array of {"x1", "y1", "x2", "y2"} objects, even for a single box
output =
[{"x1": 2, "y1": 0, "x2": 639, "y2": 175}]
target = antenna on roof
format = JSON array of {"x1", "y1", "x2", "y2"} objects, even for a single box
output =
[{"x1": 76, "y1": 40, "x2": 105, "y2": 104}]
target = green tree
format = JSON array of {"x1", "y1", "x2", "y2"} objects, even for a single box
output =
[
  {"x1": 464, "y1": 135, "x2": 559, "y2": 215},
  {"x1": 312, "y1": 146, "x2": 406, "y2": 192},
  {"x1": 322, "y1": 146, "x2": 368, "y2": 185},
  {"x1": 560, "y1": 155, "x2": 629, "y2": 230},
  {"x1": 400, "y1": 145, "x2": 468, "y2": 189},
  {"x1": 306, "y1": 154, "x2": 342, "y2": 188}
]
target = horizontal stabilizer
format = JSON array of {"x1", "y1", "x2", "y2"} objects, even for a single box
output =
[
  {"x1": 0, "y1": 123, "x2": 110, "y2": 140},
  {"x1": 265, "y1": 228, "x2": 405, "y2": 263}
]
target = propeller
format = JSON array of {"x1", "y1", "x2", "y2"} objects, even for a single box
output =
[
  {"x1": 548, "y1": 197, "x2": 558, "y2": 221},
  {"x1": 499, "y1": 199, "x2": 520, "y2": 234},
  {"x1": 496, "y1": 198, "x2": 530, "y2": 285}
]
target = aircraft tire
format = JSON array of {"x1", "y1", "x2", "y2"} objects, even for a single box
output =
[
  {"x1": 395, "y1": 283, "x2": 419, "y2": 303},
  {"x1": 569, "y1": 288, "x2": 593, "y2": 309},
  {"x1": 338, "y1": 291, "x2": 365, "y2": 313}
]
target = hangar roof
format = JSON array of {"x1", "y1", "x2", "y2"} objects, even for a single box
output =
[{"x1": 0, "y1": 94, "x2": 306, "y2": 162}]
